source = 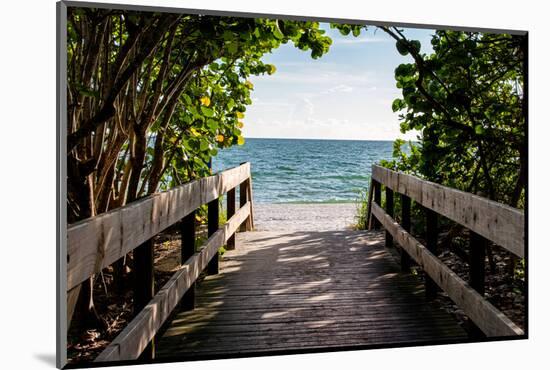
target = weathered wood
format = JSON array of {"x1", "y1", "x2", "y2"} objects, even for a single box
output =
[
  {"x1": 226, "y1": 188, "x2": 236, "y2": 250},
  {"x1": 155, "y1": 230, "x2": 466, "y2": 358},
  {"x1": 207, "y1": 198, "x2": 219, "y2": 275},
  {"x1": 133, "y1": 239, "x2": 155, "y2": 360},
  {"x1": 468, "y1": 230, "x2": 488, "y2": 338},
  {"x1": 239, "y1": 162, "x2": 254, "y2": 231},
  {"x1": 425, "y1": 208, "x2": 438, "y2": 300},
  {"x1": 400, "y1": 194, "x2": 412, "y2": 272},
  {"x1": 371, "y1": 165, "x2": 524, "y2": 257},
  {"x1": 247, "y1": 176, "x2": 255, "y2": 230},
  {"x1": 371, "y1": 203, "x2": 524, "y2": 337},
  {"x1": 67, "y1": 163, "x2": 251, "y2": 292},
  {"x1": 95, "y1": 202, "x2": 251, "y2": 363},
  {"x1": 133, "y1": 239, "x2": 155, "y2": 313},
  {"x1": 239, "y1": 179, "x2": 249, "y2": 232},
  {"x1": 366, "y1": 179, "x2": 374, "y2": 230},
  {"x1": 180, "y1": 210, "x2": 196, "y2": 311},
  {"x1": 385, "y1": 186, "x2": 394, "y2": 248},
  {"x1": 372, "y1": 180, "x2": 381, "y2": 230}
]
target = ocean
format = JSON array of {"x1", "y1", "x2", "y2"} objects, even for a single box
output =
[{"x1": 212, "y1": 138, "x2": 394, "y2": 204}]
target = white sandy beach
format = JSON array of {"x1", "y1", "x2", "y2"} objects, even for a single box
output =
[{"x1": 252, "y1": 203, "x2": 358, "y2": 232}]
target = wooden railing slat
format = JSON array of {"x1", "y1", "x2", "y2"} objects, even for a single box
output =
[
  {"x1": 372, "y1": 202, "x2": 524, "y2": 337},
  {"x1": 371, "y1": 165, "x2": 524, "y2": 258},
  {"x1": 95, "y1": 202, "x2": 251, "y2": 362}
]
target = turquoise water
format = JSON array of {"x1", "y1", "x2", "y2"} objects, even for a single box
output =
[{"x1": 212, "y1": 138, "x2": 394, "y2": 204}]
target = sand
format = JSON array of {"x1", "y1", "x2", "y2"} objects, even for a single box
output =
[{"x1": 252, "y1": 203, "x2": 358, "y2": 232}]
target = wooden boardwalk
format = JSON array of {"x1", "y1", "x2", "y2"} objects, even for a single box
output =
[
  {"x1": 71, "y1": 163, "x2": 522, "y2": 367},
  {"x1": 155, "y1": 230, "x2": 467, "y2": 359}
]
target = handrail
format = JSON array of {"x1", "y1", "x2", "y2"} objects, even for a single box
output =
[
  {"x1": 371, "y1": 165, "x2": 524, "y2": 257},
  {"x1": 66, "y1": 162, "x2": 254, "y2": 359},
  {"x1": 368, "y1": 165, "x2": 525, "y2": 337},
  {"x1": 96, "y1": 202, "x2": 252, "y2": 362}
]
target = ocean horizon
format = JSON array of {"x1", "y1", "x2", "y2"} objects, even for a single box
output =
[{"x1": 213, "y1": 138, "x2": 396, "y2": 204}]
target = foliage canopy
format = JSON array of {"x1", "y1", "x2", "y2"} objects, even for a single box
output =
[
  {"x1": 379, "y1": 28, "x2": 526, "y2": 208},
  {"x1": 67, "y1": 9, "x2": 335, "y2": 222}
]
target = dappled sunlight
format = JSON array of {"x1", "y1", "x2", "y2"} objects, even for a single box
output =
[
  {"x1": 365, "y1": 250, "x2": 388, "y2": 260},
  {"x1": 277, "y1": 254, "x2": 327, "y2": 263},
  {"x1": 267, "y1": 278, "x2": 332, "y2": 295},
  {"x1": 261, "y1": 307, "x2": 308, "y2": 319},
  {"x1": 155, "y1": 230, "x2": 466, "y2": 358},
  {"x1": 377, "y1": 272, "x2": 399, "y2": 279},
  {"x1": 305, "y1": 293, "x2": 335, "y2": 303}
]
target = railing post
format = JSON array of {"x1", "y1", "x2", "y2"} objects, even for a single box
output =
[
  {"x1": 180, "y1": 210, "x2": 196, "y2": 310},
  {"x1": 373, "y1": 180, "x2": 381, "y2": 230},
  {"x1": 400, "y1": 194, "x2": 412, "y2": 272},
  {"x1": 133, "y1": 238, "x2": 155, "y2": 359},
  {"x1": 247, "y1": 176, "x2": 255, "y2": 230},
  {"x1": 226, "y1": 188, "x2": 236, "y2": 250},
  {"x1": 207, "y1": 198, "x2": 219, "y2": 275},
  {"x1": 425, "y1": 208, "x2": 438, "y2": 300},
  {"x1": 239, "y1": 179, "x2": 249, "y2": 232},
  {"x1": 468, "y1": 230, "x2": 487, "y2": 338},
  {"x1": 385, "y1": 186, "x2": 394, "y2": 248},
  {"x1": 469, "y1": 231, "x2": 486, "y2": 294}
]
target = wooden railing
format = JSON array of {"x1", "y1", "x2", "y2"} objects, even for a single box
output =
[
  {"x1": 367, "y1": 165, "x2": 525, "y2": 338},
  {"x1": 66, "y1": 162, "x2": 254, "y2": 362}
]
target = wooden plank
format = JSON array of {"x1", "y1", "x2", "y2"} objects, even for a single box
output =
[
  {"x1": 133, "y1": 239, "x2": 155, "y2": 317},
  {"x1": 133, "y1": 239, "x2": 155, "y2": 359},
  {"x1": 67, "y1": 163, "x2": 251, "y2": 292},
  {"x1": 469, "y1": 230, "x2": 487, "y2": 294},
  {"x1": 400, "y1": 194, "x2": 412, "y2": 271},
  {"x1": 180, "y1": 210, "x2": 196, "y2": 311},
  {"x1": 247, "y1": 176, "x2": 255, "y2": 230},
  {"x1": 371, "y1": 203, "x2": 524, "y2": 337},
  {"x1": 372, "y1": 180, "x2": 381, "y2": 229},
  {"x1": 425, "y1": 207, "x2": 438, "y2": 299},
  {"x1": 156, "y1": 230, "x2": 466, "y2": 357},
  {"x1": 371, "y1": 165, "x2": 524, "y2": 257},
  {"x1": 365, "y1": 179, "x2": 374, "y2": 230},
  {"x1": 239, "y1": 179, "x2": 248, "y2": 232},
  {"x1": 95, "y1": 202, "x2": 251, "y2": 363},
  {"x1": 207, "y1": 198, "x2": 219, "y2": 275},
  {"x1": 226, "y1": 189, "x2": 236, "y2": 250},
  {"x1": 385, "y1": 186, "x2": 394, "y2": 248}
]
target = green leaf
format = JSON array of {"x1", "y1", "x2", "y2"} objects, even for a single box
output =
[
  {"x1": 266, "y1": 64, "x2": 277, "y2": 75},
  {"x1": 227, "y1": 98, "x2": 235, "y2": 111},
  {"x1": 207, "y1": 119, "x2": 219, "y2": 131},
  {"x1": 226, "y1": 42, "x2": 238, "y2": 55},
  {"x1": 392, "y1": 98, "x2": 405, "y2": 112},
  {"x1": 199, "y1": 140, "x2": 209, "y2": 151},
  {"x1": 410, "y1": 40, "x2": 421, "y2": 53},
  {"x1": 396, "y1": 40, "x2": 409, "y2": 56},
  {"x1": 201, "y1": 106, "x2": 215, "y2": 117},
  {"x1": 273, "y1": 22, "x2": 284, "y2": 40},
  {"x1": 181, "y1": 94, "x2": 192, "y2": 106}
]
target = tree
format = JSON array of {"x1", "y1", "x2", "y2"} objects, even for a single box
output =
[
  {"x1": 66, "y1": 8, "x2": 335, "y2": 327},
  {"x1": 380, "y1": 27, "x2": 526, "y2": 208}
]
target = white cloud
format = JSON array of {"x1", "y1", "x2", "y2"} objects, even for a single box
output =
[
  {"x1": 254, "y1": 69, "x2": 375, "y2": 87},
  {"x1": 323, "y1": 84, "x2": 354, "y2": 94}
]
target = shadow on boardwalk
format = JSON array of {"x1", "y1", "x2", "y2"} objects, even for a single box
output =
[{"x1": 156, "y1": 230, "x2": 466, "y2": 359}]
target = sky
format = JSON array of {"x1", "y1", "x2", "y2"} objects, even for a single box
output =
[{"x1": 242, "y1": 24, "x2": 435, "y2": 141}]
